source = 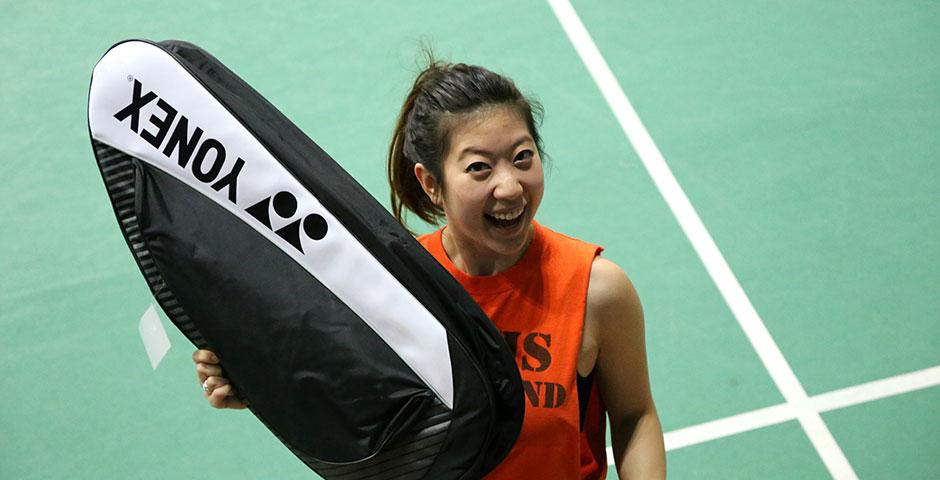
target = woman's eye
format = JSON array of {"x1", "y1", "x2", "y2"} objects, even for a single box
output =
[
  {"x1": 466, "y1": 162, "x2": 490, "y2": 173},
  {"x1": 514, "y1": 150, "x2": 534, "y2": 163}
]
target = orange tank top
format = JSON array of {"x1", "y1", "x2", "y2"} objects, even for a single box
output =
[{"x1": 418, "y1": 221, "x2": 608, "y2": 479}]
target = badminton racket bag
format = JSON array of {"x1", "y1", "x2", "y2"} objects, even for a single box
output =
[{"x1": 87, "y1": 39, "x2": 523, "y2": 479}]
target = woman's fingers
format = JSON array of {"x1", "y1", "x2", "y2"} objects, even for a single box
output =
[
  {"x1": 202, "y1": 375, "x2": 230, "y2": 397},
  {"x1": 207, "y1": 383, "x2": 248, "y2": 409},
  {"x1": 195, "y1": 362, "x2": 224, "y2": 383},
  {"x1": 193, "y1": 349, "x2": 223, "y2": 383},
  {"x1": 192, "y1": 349, "x2": 219, "y2": 364},
  {"x1": 193, "y1": 349, "x2": 246, "y2": 409}
]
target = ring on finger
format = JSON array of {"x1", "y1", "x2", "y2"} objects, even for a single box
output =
[{"x1": 202, "y1": 379, "x2": 211, "y2": 393}]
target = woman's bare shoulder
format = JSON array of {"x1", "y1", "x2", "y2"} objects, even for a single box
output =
[{"x1": 587, "y1": 256, "x2": 641, "y2": 316}]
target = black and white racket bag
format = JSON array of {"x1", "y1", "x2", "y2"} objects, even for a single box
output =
[{"x1": 87, "y1": 39, "x2": 523, "y2": 479}]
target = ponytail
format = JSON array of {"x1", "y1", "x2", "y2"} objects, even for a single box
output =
[{"x1": 388, "y1": 65, "x2": 446, "y2": 229}]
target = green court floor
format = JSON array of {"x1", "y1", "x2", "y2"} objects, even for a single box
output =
[{"x1": 1, "y1": 1, "x2": 937, "y2": 478}]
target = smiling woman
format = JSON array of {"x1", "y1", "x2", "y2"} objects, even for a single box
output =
[{"x1": 389, "y1": 58, "x2": 667, "y2": 478}]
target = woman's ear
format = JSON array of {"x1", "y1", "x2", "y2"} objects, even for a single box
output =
[{"x1": 414, "y1": 163, "x2": 442, "y2": 206}]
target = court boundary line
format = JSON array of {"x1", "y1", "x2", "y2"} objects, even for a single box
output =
[
  {"x1": 661, "y1": 364, "x2": 940, "y2": 452},
  {"x1": 603, "y1": 364, "x2": 940, "y2": 463},
  {"x1": 546, "y1": 1, "x2": 858, "y2": 477}
]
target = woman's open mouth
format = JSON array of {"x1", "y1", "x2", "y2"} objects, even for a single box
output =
[{"x1": 484, "y1": 205, "x2": 526, "y2": 230}]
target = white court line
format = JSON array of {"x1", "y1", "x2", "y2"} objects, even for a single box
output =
[
  {"x1": 546, "y1": 1, "x2": 857, "y2": 477},
  {"x1": 605, "y1": 364, "x2": 940, "y2": 462},
  {"x1": 809, "y1": 364, "x2": 940, "y2": 413},
  {"x1": 663, "y1": 403, "x2": 796, "y2": 451}
]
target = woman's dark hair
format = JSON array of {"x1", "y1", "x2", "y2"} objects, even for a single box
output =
[{"x1": 388, "y1": 56, "x2": 544, "y2": 230}]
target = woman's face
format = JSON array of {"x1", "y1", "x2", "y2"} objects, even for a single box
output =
[{"x1": 430, "y1": 106, "x2": 544, "y2": 261}]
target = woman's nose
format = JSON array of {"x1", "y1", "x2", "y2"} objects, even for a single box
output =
[{"x1": 493, "y1": 169, "x2": 523, "y2": 200}]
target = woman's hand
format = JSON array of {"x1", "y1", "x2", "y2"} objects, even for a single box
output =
[{"x1": 193, "y1": 349, "x2": 248, "y2": 409}]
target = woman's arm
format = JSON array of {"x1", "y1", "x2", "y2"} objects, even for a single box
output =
[{"x1": 586, "y1": 257, "x2": 666, "y2": 479}]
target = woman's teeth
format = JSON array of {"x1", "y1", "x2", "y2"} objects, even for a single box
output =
[{"x1": 490, "y1": 207, "x2": 524, "y2": 221}]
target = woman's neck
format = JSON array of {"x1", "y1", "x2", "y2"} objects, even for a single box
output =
[{"x1": 441, "y1": 225, "x2": 534, "y2": 276}]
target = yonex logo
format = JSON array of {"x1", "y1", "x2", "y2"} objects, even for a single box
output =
[
  {"x1": 113, "y1": 79, "x2": 244, "y2": 204},
  {"x1": 246, "y1": 191, "x2": 328, "y2": 253}
]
